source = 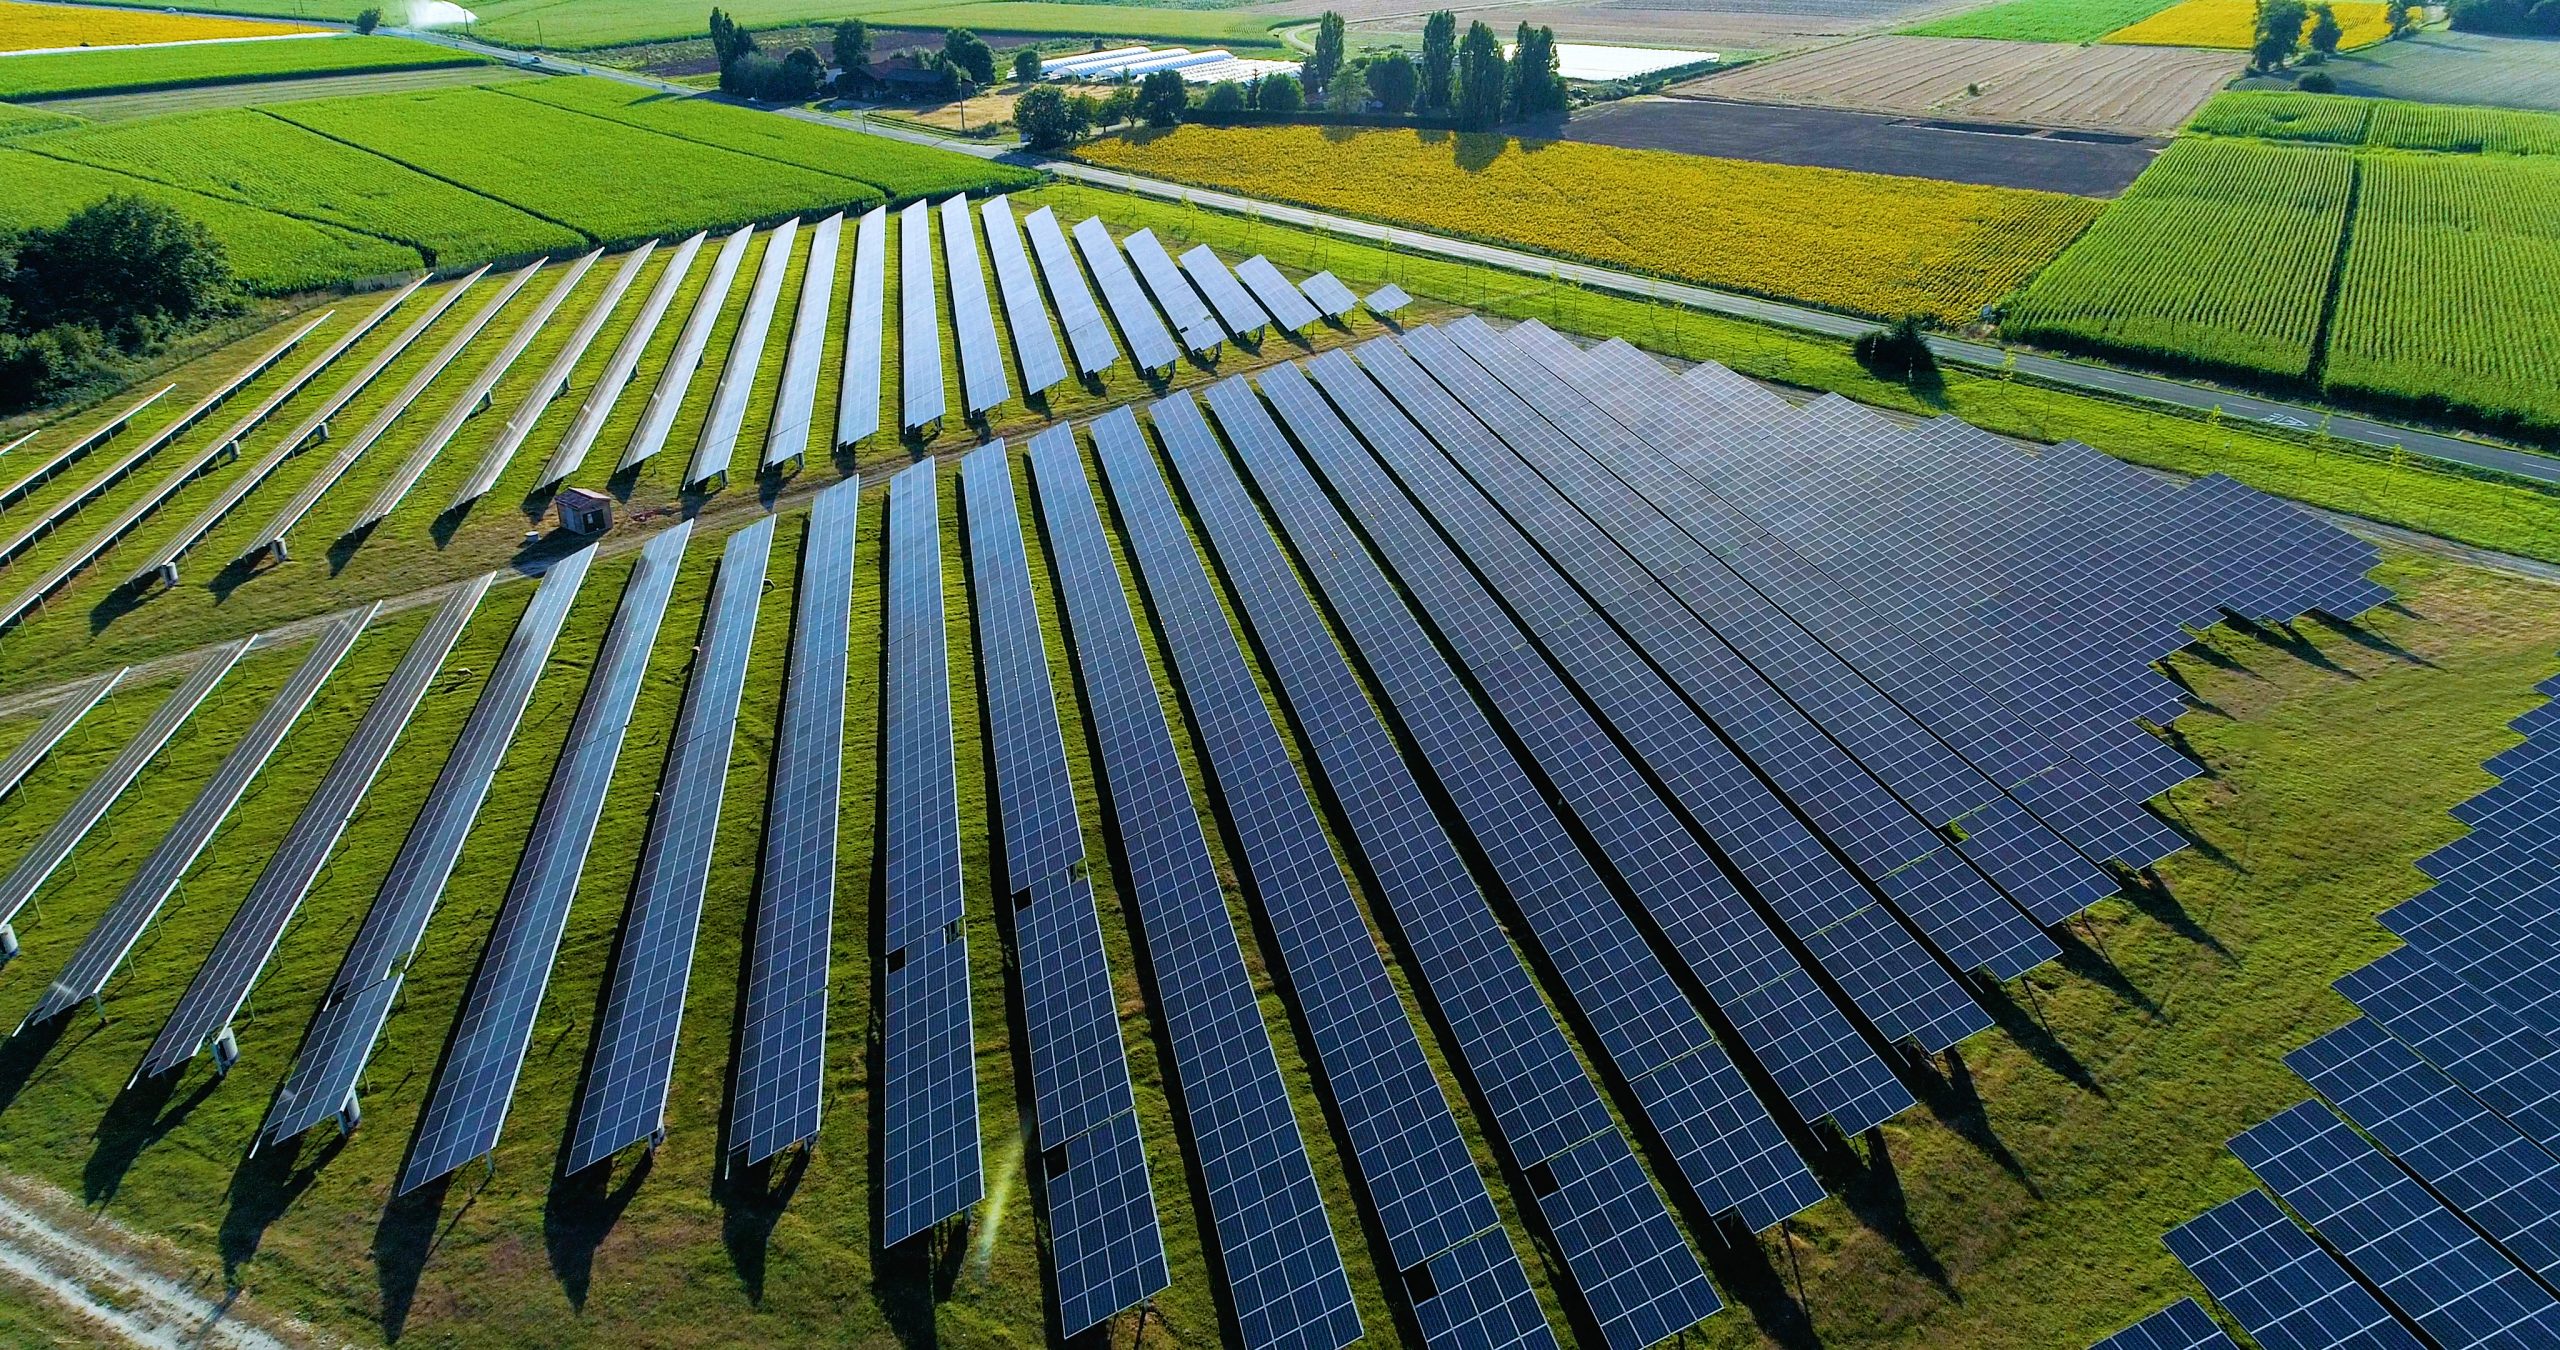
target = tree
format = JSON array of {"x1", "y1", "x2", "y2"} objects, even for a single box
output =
[
  {"x1": 1099, "y1": 85, "x2": 1138, "y2": 125},
  {"x1": 1306, "y1": 11, "x2": 1346, "y2": 97},
  {"x1": 708, "y1": 7, "x2": 756, "y2": 69},
  {"x1": 6, "y1": 196, "x2": 234, "y2": 343},
  {"x1": 354, "y1": 6, "x2": 382, "y2": 33},
  {"x1": 1507, "y1": 22, "x2": 1563, "y2": 117},
  {"x1": 943, "y1": 28, "x2": 996, "y2": 84},
  {"x1": 1455, "y1": 19, "x2": 1504, "y2": 130},
  {"x1": 2251, "y1": 0, "x2": 2308, "y2": 69},
  {"x1": 1014, "y1": 46, "x2": 1043, "y2": 83},
  {"x1": 1014, "y1": 83, "x2": 1088, "y2": 147},
  {"x1": 2308, "y1": 2, "x2": 2343, "y2": 56},
  {"x1": 1202, "y1": 79, "x2": 1248, "y2": 113},
  {"x1": 1326, "y1": 62, "x2": 1368, "y2": 111},
  {"x1": 831, "y1": 19, "x2": 869, "y2": 74},
  {"x1": 1367, "y1": 50, "x2": 1416, "y2": 114},
  {"x1": 1852, "y1": 316, "x2": 1936, "y2": 382},
  {"x1": 728, "y1": 45, "x2": 822, "y2": 99},
  {"x1": 1136, "y1": 68, "x2": 1189, "y2": 125},
  {"x1": 1260, "y1": 70, "x2": 1304, "y2": 112},
  {"x1": 1419, "y1": 10, "x2": 1456, "y2": 111},
  {"x1": 2298, "y1": 68, "x2": 2338, "y2": 90},
  {"x1": 2388, "y1": 1, "x2": 2420, "y2": 36}
]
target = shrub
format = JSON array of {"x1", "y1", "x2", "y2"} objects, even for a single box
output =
[
  {"x1": 2299, "y1": 69, "x2": 2338, "y2": 90},
  {"x1": 1014, "y1": 83, "x2": 1087, "y2": 149},
  {"x1": 355, "y1": 7, "x2": 382, "y2": 34},
  {"x1": 1260, "y1": 71, "x2": 1304, "y2": 113},
  {"x1": 1853, "y1": 315, "x2": 1938, "y2": 380},
  {"x1": 1202, "y1": 80, "x2": 1247, "y2": 113}
]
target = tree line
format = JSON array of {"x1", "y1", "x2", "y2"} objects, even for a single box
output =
[{"x1": 0, "y1": 197, "x2": 238, "y2": 415}]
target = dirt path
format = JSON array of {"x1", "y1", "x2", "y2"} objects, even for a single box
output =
[{"x1": 0, "y1": 1174, "x2": 311, "y2": 1349}]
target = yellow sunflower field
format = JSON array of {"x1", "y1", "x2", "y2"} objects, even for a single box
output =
[
  {"x1": 0, "y1": 0, "x2": 323, "y2": 53},
  {"x1": 2103, "y1": 0, "x2": 2394, "y2": 50}
]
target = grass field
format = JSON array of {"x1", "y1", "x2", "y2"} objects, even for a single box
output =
[
  {"x1": 0, "y1": 34, "x2": 482, "y2": 102},
  {"x1": 0, "y1": 0, "x2": 321, "y2": 52},
  {"x1": 1902, "y1": 0, "x2": 2181, "y2": 44},
  {"x1": 1075, "y1": 125, "x2": 2105, "y2": 323},
  {"x1": 2192, "y1": 88, "x2": 2560, "y2": 152},
  {"x1": 30, "y1": 62, "x2": 533, "y2": 121},
  {"x1": 2102, "y1": 0, "x2": 2393, "y2": 47},
  {"x1": 2188, "y1": 88, "x2": 2376, "y2": 141},
  {"x1": 2264, "y1": 29, "x2": 2560, "y2": 112},
  {"x1": 0, "y1": 100, "x2": 79, "y2": 136}
]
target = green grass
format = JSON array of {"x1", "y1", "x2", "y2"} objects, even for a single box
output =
[
  {"x1": 2193, "y1": 88, "x2": 2560, "y2": 151},
  {"x1": 0, "y1": 34, "x2": 481, "y2": 102},
  {"x1": 1901, "y1": 0, "x2": 2183, "y2": 43},
  {"x1": 0, "y1": 101, "x2": 80, "y2": 137},
  {"x1": 2187, "y1": 89, "x2": 2376, "y2": 142},
  {"x1": 28, "y1": 63, "x2": 533, "y2": 121}
]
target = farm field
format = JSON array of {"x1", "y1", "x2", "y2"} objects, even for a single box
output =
[
  {"x1": 1309, "y1": 0, "x2": 1956, "y2": 60},
  {"x1": 2103, "y1": 0, "x2": 2391, "y2": 48},
  {"x1": 1563, "y1": 96, "x2": 2161, "y2": 195},
  {"x1": 0, "y1": 99, "x2": 78, "y2": 135},
  {"x1": 1903, "y1": 0, "x2": 2180, "y2": 43},
  {"x1": 1681, "y1": 35, "x2": 2246, "y2": 135},
  {"x1": 0, "y1": 34, "x2": 483, "y2": 102},
  {"x1": 0, "y1": 0, "x2": 321, "y2": 52},
  {"x1": 2256, "y1": 29, "x2": 2560, "y2": 111},
  {"x1": 1075, "y1": 124, "x2": 2103, "y2": 322},
  {"x1": 25, "y1": 61, "x2": 535, "y2": 120},
  {"x1": 2192, "y1": 88, "x2": 2560, "y2": 152}
]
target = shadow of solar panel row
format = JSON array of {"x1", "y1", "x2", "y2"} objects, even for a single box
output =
[
  {"x1": 401, "y1": 524, "x2": 689, "y2": 1194},
  {"x1": 1025, "y1": 424, "x2": 1362, "y2": 1350},
  {"x1": 2228, "y1": 1099, "x2": 2560, "y2": 1346},
  {"x1": 263, "y1": 543, "x2": 596, "y2": 1145},
  {"x1": 940, "y1": 195, "x2": 1009, "y2": 418},
  {"x1": 900, "y1": 202, "x2": 946, "y2": 432},
  {"x1": 20, "y1": 604, "x2": 371, "y2": 1031},
  {"x1": 686, "y1": 221, "x2": 796, "y2": 488},
  {"x1": 464, "y1": 241, "x2": 654, "y2": 507},
  {"x1": 731, "y1": 476, "x2": 858, "y2": 1168},
  {"x1": 0, "y1": 666, "x2": 123, "y2": 805},
  {"x1": 622, "y1": 226, "x2": 751, "y2": 473},
  {"x1": 1346, "y1": 336, "x2": 2054, "y2": 981},
  {"x1": 833, "y1": 206, "x2": 888, "y2": 451},
  {"x1": 570, "y1": 516, "x2": 772, "y2": 1175},
  {"x1": 542, "y1": 230, "x2": 704, "y2": 488},
  {"x1": 0, "y1": 638, "x2": 244, "y2": 938},
  {"x1": 1022, "y1": 205, "x2": 1120, "y2": 380},
  {"x1": 978, "y1": 197, "x2": 1069, "y2": 397},
  {"x1": 2090, "y1": 1299, "x2": 2240, "y2": 1350},
  {"x1": 762, "y1": 212, "x2": 840, "y2": 475},
  {"x1": 1307, "y1": 348, "x2": 1991, "y2": 1057},
  {"x1": 1180, "y1": 245, "x2": 1271, "y2": 342},
  {"x1": 957, "y1": 448, "x2": 1166, "y2": 1342},
  {"x1": 1122, "y1": 229, "x2": 1222, "y2": 356},
  {"x1": 2164, "y1": 1189, "x2": 2423, "y2": 1350},
  {"x1": 1247, "y1": 363, "x2": 1939, "y2": 1122},
  {"x1": 2336, "y1": 944, "x2": 2560, "y2": 1154},
  {"x1": 1234, "y1": 255, "x2": 1321, "y2": 333},
  {"x1": 144, "y1": 575, "x2": 489, "y2": 1082},
  {"x1": 1070, "y1": 217, "x2": 1179, "y2": 375},
  {"x1": 1175, "y1": 379, "x2": 1818, "y2": 1252},
  {"x1": 880, "y1": 461, "x2": 982, "y2": 1245},
  {"x1": 1155, "y1": 388, "x2": 1725, "y2": 1348},
  {"x1": 1086, "y1": 406, "x2": 1552, "y2": 1349}
]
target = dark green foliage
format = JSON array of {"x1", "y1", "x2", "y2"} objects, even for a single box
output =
[
  {"x1": 0, "y1": 194, "x2": 236, "y2": 413},
  {"x1": 725, "y1": 45, "x2": 823, "y2": 101},
  {"x1": 1259, "y1": 71, "x2": 1303, "y2": 113},
  {"x1": 2300, "y1": 69, "x2": 2338, "y2": 90},
  {"x1": 1455, "y1": 20, "x2": 1504, "y2": 130},
  {"x1": 1099, "y1": 85, "x2": 1137, "y2": 126},
  {"x1": 1306, "y1": 11, "x2": 1345, "y2": 97},
  {"x1": 1012, "y1": 46, "x2": 1041, "y2": 84},
  {"x1": 1506, "y1": 23, "x2": 1563, "y2": 117},
  {"x1": 2309, "y1": 2, "x2": 2344, "y2": 56},
  {"x1": 707, "y1": 7, "x2": 755, "y2": 69},
  {"x1": 354, "y1": 6, "x2": 382, "y2": 34},
  {"x1": 942, "y1": 28, "x2": 995, "y2": 85},
  {"x1": 831, "y1": 19, "x2": 869, "y2": 75},
  {"x1": 1853, "y1": 315, "x2": 1938, "y2": 381},
  {"x1": 2449, "y1": 0, "x2": 2560, "y2": 31},
  {"x1": 2254, "y1": 0, "x2": 2309, "y2": 69},
  {"x1": 1137, "y1": 68, "x2": 1188, "y2": 125},
  {"x1": 1202, "y1": 79, "x2": 1247, "y2": 113},
  {"x1": 1367, "y1": 50, "x2": 1416, "y2": 115},
  {"x1": 1420, "y1": 10, "x2": 1456, "y2": 111},
  {"x1": 1013, "y1": 83, "x2": 1086, "y2": 148}
]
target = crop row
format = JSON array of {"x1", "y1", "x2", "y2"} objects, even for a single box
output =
[
  {"x1": 0, "y1": 34, "x2": 480, "y2": 102},
  {"x1": 2192, "y1": 90, "x2": 2560, "y2": 155},
  {"x1": 1903, "y1": 0, "x2": 2184, "y2": 44}
]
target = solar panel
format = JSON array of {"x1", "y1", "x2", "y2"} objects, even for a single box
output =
[
  {"x1": 18, "y1": 605, "x2": 370, "y2": 1030},
  {"x1": 1178, "y1": 244, "x2": 1271, "y2": 341},
  {"x1": 2164, "y1": 1189, "x2": 2424, "y2": 1350},
  {"x1": 0, "y1": 639, "x2": 244, "y2": 941},
  {"x1": 540, "y1": 231, "x2": 705, "y2": 488},
  {"x1": 900, "y1": 200, "x2": 947, "y2": 432},
  {"x1": 1120, "y1": 229, "x2": 1222, "y2": 354},
  {"x1": 0, "y1": 667, "x2": 124, "y2": 805},
  {"x1": 730, "y1": 475, "x2": 859, "y2": 1167},
  {"x1": 1298, "y1": 271, "x2": 1359, "y2": 320},
  {"x1": 141, "y1": 576, "x2": 488, "y2": 1080},
  {"x1": 400, "y1": 523, "x2": 690, "y2": 1192},
  {"x1": 0, "y1": 384, "x2": 171, "y2": 512},
  {"x1": 569, "y1": 516, "x2": 772, "y2": 1173},
  {"x1": 621, "y1": 225, "x2": 753, "y2": 472},
  {"x1": 1021, "y1": 205, "x2": 1119, "y2": 378},
  {"x1": 1144, "y1": 398, "x2": 1725, "y2": 1346},
  {"x1": 940, "y1": 195, "x2": 1010, "y2": 417},
  {"x1": 2230, "y1": 1100, "x2": 2560, "y2": 1345},
  {"x1": 2091, "y1": 1300, "x2": 2241, "y2": 1350},
  {"x1": 764, "y1": 212, "x2": 842, "y2": 473},
  {"x1": 1025, "y1": 422, "x2": 1361, "y2": 1350},
  {"x1": 1233, "y1": 256, "x2": 1321, "y2": 332},
  {"x1": 2339, "y1": 946, "x2": 2560, "y2": 1153},
  {"x1": 1069, "y1": 217, "x2": 1178, "y2": 373},
  {"x1": 1365, "y1": 284, "x2": 1411, "y2": 315},
  {"x1": 356, "y1": 251, "x2": 602, "y2": 533},
  {"x1": 248, "y1": 261, "x2": 542, "y2": 563},
  {"x1": 687, "y1": 219, "x2": 800, "y2": 489},
  {"x1": 462, "y1": 242, "x2": 655, "y2": 506},
  {"x1": 834, "y1": 206, "x2": 888, "y2": 450},
  {"x1": 978, "y1": 197, "x2": 1069, "y2": 396},
  {"x1": 263, "y1": 545, "x2": 597, "y2": 1144}
]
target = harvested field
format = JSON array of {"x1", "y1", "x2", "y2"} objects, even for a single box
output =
[
  {"x1": 2230, "y1": 30, "x2": 2560, "y2": 113},
  {"x1": 1684, "y1": 35, "x2": 2245, "y2": 135},
  {"x1": 1565, "y1": 95, "x2": 2162, "y2": 194}
]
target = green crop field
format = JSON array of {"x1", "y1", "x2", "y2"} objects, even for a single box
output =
[
  {"x1": 2188, "y1": 89, "x2": 2375, "y2": 143},
  {"x1": 13, "y1": 108, "x2": 585, "y2": 265},
  {"x1": 2192, "y1": 88, "x2": 2560, "y2": 152},
  {"x1": 2003, "y1": 139, "x2": 2351, "y2": 381},
  {"x1": 0, "y1": 34, "x2": 482, "y2": 102},
  {"x1": 494, "y1": 77, "x2": 1042, "y2": 201},
  {"x1": 1901, "y1": 0, "x2": 2182, "y2": 43},
  {"x1": 0, "y1": 100, "x2": 77, "y2": 136}
]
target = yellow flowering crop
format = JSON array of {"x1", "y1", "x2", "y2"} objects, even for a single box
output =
[
  {"x1": 1075, "y1": 126, "x2": 2102, "y2": 324},
  {"x1": 0, "y1": 1, "x2": 323, "y2": 53},
  {"x1": 2104, "y1": 0, "x2": 2392, "y2": 50}
]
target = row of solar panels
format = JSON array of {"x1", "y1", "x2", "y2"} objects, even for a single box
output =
[{"x1": 0, "y1": 318, "x2": 2381, "y2": 1349}]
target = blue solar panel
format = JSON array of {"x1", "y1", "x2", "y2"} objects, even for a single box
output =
[
  {"x1": 940, "y1": 195, "x2": 1010, "y2": 416},
  {"x1": 1179, "y1": 245, "x2": 1272, "y2": 340},
  {"x1": 1022, "y1": 205, "x2": 1120, "y2": 378},
  {"x1": 1026, "y1": 424, "x2": 1361, "y2": 1350},
  {"x1": 1070, "y1": 218, "x2": 1179, "y2": 373},
  {"x1": 732, "y1": 477, "x2": 859, "y2": 1167},
  {"x1": 900, "y1": 202, "x2": 946, "y2": 431},
  {"x1": 0, "y1": 667, "x2": 122, "y2": 806},
  {"x1": 978, "y1": 197, "x2": 1069, "y2": 395},
  {"x1": 622, "y1": 228, "x2": 752, "y2": 472},
  {"x1": 1120, "y1": 229, "x2": 1222, "y2": 355},
  {"x1": 686, "y1": 221, "x2": 795, "y2": 488},
  {"x1": 835, "y1": 206, "x2": 889, "y2": 450},
  {"x1": 2090, "y1": 1299, "x2": 2240, "y2": 1350},
  {"x1": 2164, "y1": 1189, "x2": 2423, "y2": 1350},
  {"x1": 569, "y1": 517, "x2": 774, "y2": 1173},
  {"x1": 1234, "y1": 256, "x2": 1322, "y2": 332},
  {"x1": 2338, "y1": 946, "x2": 2560, "y2": 1153},
  {"x1": 763, "y1": 212, "x2": 842, "y2": 473}
]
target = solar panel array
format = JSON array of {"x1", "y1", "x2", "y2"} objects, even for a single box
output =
[
  {"x1": 0, "y1": 667, "x2": 123, "y2": 804},
  {"x1": 1365, "y1": 283, "x2": 1411, "y2": 315},
  {"x1": 541, "y1": 232, "x2": 705, "y2": 487},
  {"x1": 1298, "y1": 270, "x2": 1360, "y2": 319},
  {"x1": 978, "y1": 197, "x2": 1068, "y2": 396},
  {"x1": 1177, "y1": 244, "x2": 1270, "y2": 342},
  {"x1": 939, "y1": 195, "x2": 1010, "y2": 417},
  {"x1": 2166, "y1": 1190, "x2": 2422, "y2": 1350},
  {"x1": 688, "y1": 220, "x2": 798, "y2": 488},
  {"x1": 764, "y1": 212, "x2": 842, "y2": 474},
  {"x1": 1022, "y1": 205, "x2": 1119, "y2": 378},
  {"x1": 1121, "y1": 228, "x2": 1222, "y2": 355},
  {"x1": 2091, "y1": 1300, "x2": 2239, "y2": 1350},
  {"x1": 0, "y1": 384, "x2": 171, "y2": 512},
  {"x1": 1070, "y1": 217, "x2": 1179, "y2": 373},
  {"x1": 464, "y1": 242, "x2": 654, "y2": 506},
  {"x1": 731, "y1": 475, "x2": 858, "y2": 1167},
  {"x1": 900, "y1": 201, "x2": 947, "y2": 432},
  {"x1": 835, "y1": 206, "x2": 889, "y2": 451},
  {"x1": 1233, "y1": 255, "x2": 1320, "y2": 332},
  {"x1": 623, "y1": 225, "x2": 752, "y2": 472}
]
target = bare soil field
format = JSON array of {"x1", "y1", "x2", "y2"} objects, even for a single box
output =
[
  {"x1": 1686, "y1": 34, "x2": 2245, "y2": 134},
  {"x1": 1565, "y1": 94, "x2": 2162, "y2": 193},
  {"x1": 1294, "y1": 0, "x2": 1978, "y2": 60}
]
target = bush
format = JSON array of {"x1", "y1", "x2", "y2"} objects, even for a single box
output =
[
  {"x1": 1012, "y1": 47, "x2": 1040, "y2": 84},
  {"x1": 2299, "y1": 69, "x2": 2338, "y2": 91},
  {"x1": 1260, "y1": 71, "x2": 1303, "y2": 113},
  {"x1": 724, "y1": 47, "x2": 823, "y2": 101},
  {"x1": 354, "y1": 6, "x2": 382, "y2": 34},
  {"x1": 1853, "y1": 315, "x2": 1938, "y2": 381},
  {"x1": 0, "y1": 194, "x2": 237, "y2": 415}
]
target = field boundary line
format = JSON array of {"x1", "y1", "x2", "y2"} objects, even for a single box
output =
[
  {"x1": 253, "y1": 103, "x2": 601, "y2": 246},
  {"x1": 6, "y1": 135, "x2": 442, "y2": 265},
  {"x1": 476, "y1": 80, "x2": 900, "y2": 206}
]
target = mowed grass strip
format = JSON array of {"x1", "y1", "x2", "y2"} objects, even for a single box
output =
[
  {"x1": 12, "y1": 107, "x2": 585, "y2": 264},
  {"x1": 0, "y1": 34, "x2": 482, "y2": 101},
  {"x1": 1903, "y1": 0, "x2": 2182, "y2": 44},
  {"x1": 1074, "y1": 125, "x2": 2103, "y2": 323},
  {"x1": 2003, "y1": 139, "x2": 2351, "y2": 380}
]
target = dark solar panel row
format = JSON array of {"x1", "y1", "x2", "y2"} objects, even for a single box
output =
[
  {"x1": 263, "y1": 544, "x2": 598, "y2": 1145},
  {"x1": 941, "y1": 195, "x2": 1010, "y2": 417},
  {"x1": 880, "y1": 460, "x2": 982, "y2": 1245},
  {"x1": 542, "y1": 231, "x2": 705, "y2": 487},
  {"x1": 0, "y1": 639, "x2": 245, "y2": 940},
  {"x1": 18, "y1": 605, "x2": 371, "y2": 1031},
  {"x1": 1070, "y1": 218, "x2": 1179, "y2": 374},
  {"x1": 2090, "y1": 1299, "x2": 2240, "y2": 1350},
  {"x1": 466, "y1": 242, "x2": 655, "y2": 505},
  {"x1": 570, "y1": 516, "x2": 772, "y2": 1174},
  {"x1": 1254, "y1": 361, "x2": 1959, "y2": 1109},
  {"x1": 978, "y1": 197, "x2": 1069, "y2": 396},
  {"x1": 900, "y1": 202, "x2": 947, "y2": 431},
  {"x1": 1122, "y1": 229, "x2": 1222, "y2": 355},
  {"x1": 1146, "y1": 393, "x2": 1729, "y2": 1347},
  {"x1": 1086, "y1": 407, "x2": 1551, "y2": 1347},
  {"x1": 622, "y1": 226, "x2": 753, "y2": 472},
  {"x1": 1346, "y1": 337, "x2": 2054, "y2": 980},
  {"x1": 1234, "y1": 256, "x2": 1321, "y2": 333},
  {"x1": 0, "y1": 667, "x2": 123, "y2": 805},
  {"x1": 2336, "y1": 946, "x2": 2560, "y2": 1155},
  {"x1": 400, "y1": 524, "x2": 690, "y2": 1193},
  {"x1": 834, "y1": 206, "x2": 889, "y2": 450},
  {"x1": 1180, "y1": 245, "x2": 1271, "y2": 341},
  {"x1": 1022, "y1": 205, "x2": 1121, "y2": 378},
  {"x1": 1025, "y1": 424, "x2": 1361, "y2": 1350},
  {"x1": 730, "y1": 476, "x2": 860, "y2": 1167},
  {"x1": 763, "y1": 212, "x2": 841, "y2": 473},
  {"x1": 2164, "y1": 1189, "x2": 2423, "y2": 1350},
  {"x1": 687, "y1": 222, "x2": 797, "y2": 488},
  {"x1": 143, "y1": 575, "x2": 489, "y2": 1081}
]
